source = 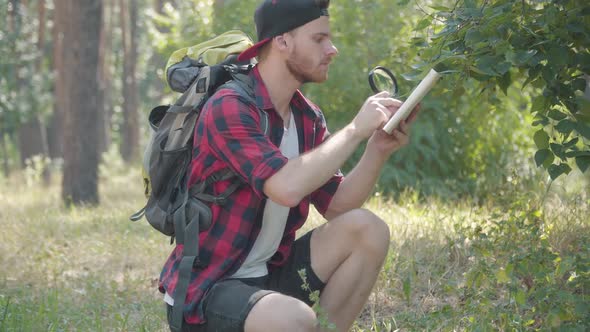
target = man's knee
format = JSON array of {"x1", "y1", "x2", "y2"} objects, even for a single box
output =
[
  {"x1": 245, "y1": 293, "x2": 317, "y2": 332},
  {"x1": 342, "y1": 208, "x2": 391, "y2": 257}
]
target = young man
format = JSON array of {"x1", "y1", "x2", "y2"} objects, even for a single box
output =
[{"x1": 160, "y1": 0, "x2": 418, "y2": 331}]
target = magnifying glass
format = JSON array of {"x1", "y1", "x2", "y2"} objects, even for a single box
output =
[
  {"x1": 369, "y1": 66, "x2": 441, "y2": 133},
  {"x1": 368, "y1": 66, "x2": 399, "y2": 97}
]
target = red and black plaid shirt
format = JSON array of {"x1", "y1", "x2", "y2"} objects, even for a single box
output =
[{"x1": 159, "y1": 66, "x2": 343, "y2": 324}]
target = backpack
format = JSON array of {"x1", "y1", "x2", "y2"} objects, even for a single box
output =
[{"x1": 129, "y1": 30, "x2": 268, "y2": 332}]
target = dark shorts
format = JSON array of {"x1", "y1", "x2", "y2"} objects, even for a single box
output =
[{"x1": 166, "y1": 231, "x2": 325, "y2": 332}]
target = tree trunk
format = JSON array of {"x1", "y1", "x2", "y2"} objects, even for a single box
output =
[
  {"x1": 48, "y1": 0, "x2": 66, "y2": 159},
  {"x1": 61, "y1": 0, "x2": 103, "y2": 205},
  {"x1": 149, "y1": 0, "x2": 168, "y2": 101},
  {"x1": 119, "y1": 0, "x2": 139, "y2": 162},
  {"x1": 17, "y1": 116, "x2": 49, "y2": 167},
  {"x1": 154, "y1": 0, "x2": 170, "y2": 33},
  {"x1": 36, "y1": 0, "x2": 50, "y2": 183},
  {"x1": 1, "y1": 133, "x2": 10, "y2": 177},
  {"x1": 97, "y1": 0, "x2": 113, "y2": 154},
  {"x1": 18, "y1": 0, "x2": 51, "y2": 183},
  {"x1": 155, "y1": 0, "x2": 165, "y2": 13}
]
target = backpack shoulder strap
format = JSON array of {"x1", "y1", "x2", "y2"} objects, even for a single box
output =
[
  {"x1": 222, "y1": 72, "x2": 269, "y2": 136},
  {"x1": 188, "y1": 71, "x2": 269, "y2": 203}
]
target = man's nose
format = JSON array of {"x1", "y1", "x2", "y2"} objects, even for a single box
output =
[{"x1": 326, "y1": 41, "x2": 338, "y2": 57}]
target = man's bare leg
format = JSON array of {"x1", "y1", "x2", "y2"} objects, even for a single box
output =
[
  {"x1": 244, "y1": 208, "x2": 389, "y2": 332},
  {"x1": 310, "y1": 209, "x2": 390, "y2": 331},
  {"x1": 244, "y1": 293, "x2": 317, "y2": 332}
]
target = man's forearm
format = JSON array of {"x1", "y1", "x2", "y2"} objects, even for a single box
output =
[
  {"x1": 324, "y1": 147, "x2": 388, "y2": 219},
  {"x1": 264, "y1": 124, "x2": 363, "y2": 207}
]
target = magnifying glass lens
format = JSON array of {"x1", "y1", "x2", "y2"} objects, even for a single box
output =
[{"x1": 368, "y1": 66, "x2": 399, "y2": 97}]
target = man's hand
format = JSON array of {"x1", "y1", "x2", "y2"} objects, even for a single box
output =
[
  {"x1": 367, "y1": 104, "x2": 420, "y2": 158},
  {"x1": 351, "y1": 91, "x2": 401, "y2": 139}
]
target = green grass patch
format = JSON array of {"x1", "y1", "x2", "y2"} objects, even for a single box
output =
[{"x1": 1, "y1": 163, "x2": 588, "y2": 331}]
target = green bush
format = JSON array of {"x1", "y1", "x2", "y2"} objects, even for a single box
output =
[{"x1": 454, "y1": 196, "x2": 589, "y2": 330}]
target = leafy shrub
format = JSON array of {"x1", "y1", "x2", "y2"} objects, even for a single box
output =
[{"x1": 453, "y1": 196, "x2": 589, "y2": 330}]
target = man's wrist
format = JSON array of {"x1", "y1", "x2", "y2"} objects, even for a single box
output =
[
  {"x1": 342, "y1": 123, "x2": 366, "y2": 143},
  {"x1": 364, "y1": 143, "x2": 390, "y2": 165}
]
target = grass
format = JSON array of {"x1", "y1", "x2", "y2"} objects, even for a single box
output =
[
  {"x1": 1, "y1": 157, "x2": 588, "y2": 331},
  {"x1": 1, "y1": 163, "x2": 169, "y2": 331}
]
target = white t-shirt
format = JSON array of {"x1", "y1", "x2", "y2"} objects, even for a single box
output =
[
  {"x1": 165, "y1": 114, "x2": 299, "y2": 305},
  {"x1": 230, "y1": 114, "x2": 299, "y2": 278}
]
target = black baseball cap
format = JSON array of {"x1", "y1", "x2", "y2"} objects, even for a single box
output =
[{"x1": 237, "y1": 0, "x2": 330, "y2": 61}]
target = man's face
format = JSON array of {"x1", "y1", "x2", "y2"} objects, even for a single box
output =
[{"x1": 285, "y1": 16, "x2": 338, "y2": 84}]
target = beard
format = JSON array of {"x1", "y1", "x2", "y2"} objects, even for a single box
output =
[{"x1": 286, "y1": 46, "x2": 328, "y2": 84}]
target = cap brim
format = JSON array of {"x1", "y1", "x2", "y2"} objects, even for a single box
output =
[{"x1": 237, "y1": 38, "x2": 271, "y2": 62}]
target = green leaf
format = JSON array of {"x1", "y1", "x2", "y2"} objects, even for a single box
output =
[
  {"x1": 523, "y1": 66, "x2": 541, "y2": 88},
  {"x1": 410, "y1": 61, "x2": 429, "y2": 70},
  {"x1": 565, "y1": 23, "x2": 584, "y2": 33},
  {"x1": 555, "y1": 120, "x2": 575, "y2": 135},
  {"x1": 498, "y1": 72, "x2": 511, "y2": 95},
  {"x1": 410, "y1": 37, "x2": 428, "y2": 47},
  {"x1": 465, "y1": 29, "x2": 484, "y2": 44},
  {"x1": 548, "y1": 163, "x2": 572, "y2": 180},
  {"x1": 428, "y1": 5, "x2": 450, "y2": 11},
  {"x1": 401, "y1": 69, "x2": 428, "y2": 81},
  {"x1": 535, "y1": 149, "x2": 553, "y2": 167},
  {"x1": 495, "y1": 61, "x2": 511, "y2": 75},
  {"x1": 515, "y1": 290, "x2": 526, "y2": 306},
  {"x1": 551, "y1": 143, "x2": 566, "y2": 159},
  {"x1": 575, "y1": 122, "x2": 590, "y2": 139},
  {"x1": 464, "y1": 0, "x2": 477, "y2": 8},
  {"x1": 474, "y1": 55, "x2": 499, "y2": 76},
  {"x1": 414, "y1": 18, "x2": 431, "y2": 31},
  {"x1": 546, "y1": 45, "x2": 570, "y2": 67},
  {"x1": 547, "y1": 109, "x2": 567, "y2": 121},
  {"x1": 509, "y1": 49, "x2": 538, "y2": 66},
  {"x1": 468, "y1": 69, "x2": 492, "y2": 82},
  {"x1": 533, "y1": 130, "x2": 549, "y2": 149},
  {"x1": 505, "y1": 263, "x2": 514, "y2": 275},
  {"x1": 576, "y1": 156, "x2": 590, "y2": 173},
  {"x1": 572, "y1": 78, "x2": 586, "y2": 92},
  {"x1": 532, "y1": 114, "x2": 549, "y2": 127},
  {"x1": 565, "y1": 150, "x2": 590, "y2": 158},
  {"x1": 548, "y1": 311, "x2": 561, "y2": 328},
  {"x1": 542, "y1": 65, "x2": 556, "y2": 82},
  {"x1": 495, "y1": 268, "x2": 510, "y2": 283},
  {"x1": 531, "y1": 96, "x2": 548, "y2": 114},
  {"x1": 403, "y1": 275, "x2": 411, "y2": 303},
  {"x1": 563, "y1": 138, "x2": 579, "y2": 149}
]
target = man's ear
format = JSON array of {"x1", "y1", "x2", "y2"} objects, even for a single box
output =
[{"x1": 275, "y1": 35, "x2": 289, "y2": 49}]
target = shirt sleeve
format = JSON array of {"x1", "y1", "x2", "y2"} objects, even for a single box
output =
[
  {"x1": 204, "y1": 92, "x2": 288, "y2": 198},
  {"x1": 310, "y1": 111, "x2": 344, "y2": 216}
]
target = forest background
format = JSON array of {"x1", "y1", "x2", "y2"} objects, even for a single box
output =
[{"x1": 1, "y1": 0, "x2": 588, "y2": 331}]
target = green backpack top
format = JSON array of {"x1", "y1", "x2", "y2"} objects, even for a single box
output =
[
  {"x1": 130, "y1": 30, "x2": 268, "y2": 332},
  {"x1": 164, "y1": 29, "x2": 256, "y2": 95},
  {"x1": 138, "y1": 30, "x2": 259, "y2": 198}
]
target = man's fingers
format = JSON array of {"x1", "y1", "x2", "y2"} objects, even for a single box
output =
[
  {"x1": 376, "y1": 106, "x2": 392, "y2": 121},
  {"x1": 375, "y1": 98, "x2": 403, "y2": 108},
  {"x1": 390, "y1": 128, "x2": 409, "y2": 145},
  {"x1": 406, "y1": 103, "x2": 421, "y2": 123},
  {"x1": 371, "y1": 91, "x2": 391, "y2": 99},
  {"x1": 390, "y1": 128, "x2": 403, "y2": 140},
  {"x1": 378, "y1": 104, "x2": 395, "y2": 118},
  {"x1": 398, "y1": 121, "x2": 409, "y2": 135}
]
